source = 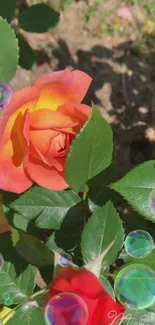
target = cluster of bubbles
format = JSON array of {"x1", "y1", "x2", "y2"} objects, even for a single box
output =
[
  {"x1": 0, "y1": 84, "x2": 14, "y2": 111},
  {"x1": 114, "y1": 229, "x2": 155, "y2": 310}
]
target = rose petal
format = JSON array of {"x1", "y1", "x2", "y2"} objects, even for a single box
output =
[
  {"x1": 0, "y1": 140, "x2": 33, "y2": 193},
  {"x1": 0, "y1": 87, "x2": 39, "y2": 147},
  {"x1": 45, "y1": 133, "x2": 68, "y2": 158},
  {"x1": 58, "y1": 103, "x2": 91, "y2": 131},
  {"x1": 49, "y1": 267, "x2": 103, "y2": 298},
  {"x1": 33, "y1": 69, "x2": 92, "y2": 110},
  {"x1": 30, "y1": 109, "x2": 78, "y2": 133},
  {"x1": 71, "y1": 269, "x2": 103, "y2": 297},
  {"x1": 17, "y1": 109, "x2": 30, "y2": 152},
  {"x1": 27, "y1": 156, "x2": 68, "y2": 190},
  {"x1": 92, "y1": 293, "x2": 125, "y2": 325},
  {"x1": 30, "y1": 129, "x2": 59, "y2": 156},
  {"x1": 29, "y1": 142, "x2": 65, "y2": 171}
]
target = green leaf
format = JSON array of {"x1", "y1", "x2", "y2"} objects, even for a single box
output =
[
  {"x1": 10, "y1": 186, "x2": 81, "y2": 230},
  {"x1": 2, "y1": 191, "x2": 27, "y2": 232},
  {"x1": 7, "y1": 305, "x2": 46, "y2": 325},
  {"x1": 100, "y1": 275, "x2": 115, "y2": 299},
  {"x1": 46, "y1": 205, "x2": 85, "y2": 266},
  {"x1": 65, "y1": 106, "x2": 113, "y2": 192},
  {"x1": 81, "y1": 201, "x2": 124, "y2": 267},
  {"x1": 88, "y1": 162, "x2": 120, "y2": 212},
  {"x1": 0, "y1": 17, "x2": 19, "y2": 83},
  {"x1": 18, "y1": 34, "x2": 36, "y2": 70},
  {"x1": 11, "y1": 228, "x2": 54, "y2": 267},
  {"x1": 111, "y1": 160, "x2": 155, "y2": 223},
  {"x1": 0, "y1": 0, "x2": 16, "y2": 22},
  {"x1": 18, "y1": 4, "x2": 60, "y2": 33},
  {"x1": 0, "y1": 234, "x2": 36, "y2": 304},
  {"x1": 8, "y1": 213, "x2": 29, "y2": 232}
]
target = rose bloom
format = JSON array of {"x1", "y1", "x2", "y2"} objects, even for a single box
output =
[
  {"x1": 47, "y1": 267, "x2": 125, "y2": 325},
  {"x1": 0, "y1": 70, "x2": 92, "y2": 193}
]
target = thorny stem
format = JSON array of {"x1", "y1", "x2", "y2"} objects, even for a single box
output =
[
  {"x1": 0, "y1": 287, "x2": 49, "y2": 322},
  {"x1": 30, "y1": 287, "x2": 49, "y2": 300}
]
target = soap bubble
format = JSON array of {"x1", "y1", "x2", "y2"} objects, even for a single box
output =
[
  {"x1": 2, "y1": 293, "x2": 13, "y2": 306},
  {"x1": 5, "y1": 299, "x2": 13, "y2": 307},
  {"x1": 124, "y1": 230, "x2": 154, "y2": 258},
  {"x1": 0, "y1": 84, "x2": 13, "y2": 110},
  {"x1": 114, "y1": 264, "x2": 155, "y2": 310},
  {"x1": 0, "y1": 254, "x2": 4, "y2": 270},
  {"x1": 59, "y1": 253, "x2": 72, "y2": 267},
  {"x1": 45, "y1": 292, "x2": 89, "y2": 325}
]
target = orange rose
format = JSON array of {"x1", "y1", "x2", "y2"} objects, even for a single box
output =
[{"x1": 0, "y1": 69, "x2": 92, "y2": 193}]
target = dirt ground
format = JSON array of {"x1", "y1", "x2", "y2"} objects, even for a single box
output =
[{"x1": 11, "y1": 0, "x2": 155, "y2": 177}]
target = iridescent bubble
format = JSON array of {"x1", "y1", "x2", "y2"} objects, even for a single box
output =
[
  {"x1": 45, "y1": 292, "x2": 89, "y2": 325},
  {"x1": 5, "y1": 299, "x2": 13, "y2": 307},
  {"x1": 0, "y1": 84, "x2": 13, "y2": 110},
  {"x1": 124, "y1": 230, "x2": 154, "y2": 258},
  {"x1": 114, "y1": 264, "x2": 155, "y2": 310},
  {"x1": 0, "y1": 254, "x2": 4, "y2": 270},
  {"x1": 59, "y1": 253, "x2": 72, "y2": 267}
]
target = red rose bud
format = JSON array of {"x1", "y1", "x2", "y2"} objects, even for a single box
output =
[{"x1": 47, "y1": 267, "x2": 125, "y2": 325}]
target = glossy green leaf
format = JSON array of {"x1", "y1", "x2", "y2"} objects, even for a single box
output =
[
  {"x1": 7, "y1": 305, "x2": 46, "y2": 325},
  {"x1": 0, "y1": 17, "x2": 19, "y2": 83},
  {"x1": 18, "y1": 4, "x2": 60, "y2": 33},
  {"x1": 9, "y1": 213, "x2": 28, "y2": 232},
  {"x1": 81, "y1": 201, "x2": 124, "y2": 267},
  {"x1": 0, "y1": 0, "x2": 16, "y2": 22},
  {"x1": 11, "y1": 228, "x2": 54, "y2": 267},
  {"x1": 10, "y1": 186, "x2": 81, "y2": 230},
  {"x1": 46, "y1": 205, "x2": 85, "y2": 266},
  {"x1": 0, "y1": 234, "x2": 36, "y2": 304},
  {"x1": 111, "y1": 160, "x2": 155, "y2": 223},
  {"x1": 88, "y1": 162, "x2": 120, "y2": 212},
  {"x1": 65, "y1": 106, "x2": 113, "y2": 192}
]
